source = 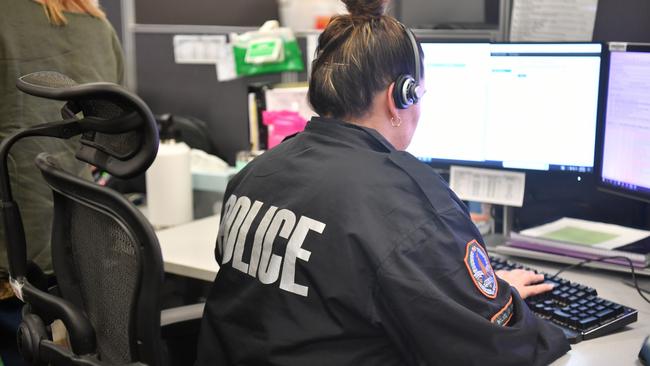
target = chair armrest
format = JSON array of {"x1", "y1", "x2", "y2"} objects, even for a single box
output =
[
  {"x1": 160, "y1": 303, "x2": 205, "y2": 365},
  {"x1": 160, "y1": 302, "x2": 205, "y2": 327}
]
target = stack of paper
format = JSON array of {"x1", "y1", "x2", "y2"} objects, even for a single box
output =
[{"x1": 505, "y1": 218, "x2": 650, "y2": 268}]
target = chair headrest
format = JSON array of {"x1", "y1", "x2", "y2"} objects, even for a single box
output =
[{"x1": 16, "y1": 71, "x2": 159, "y2": 178}]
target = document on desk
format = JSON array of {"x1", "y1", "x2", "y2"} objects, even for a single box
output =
[
  {"x1": 520, "y1": 217, "x2": 650, "y2": 250},
  {"x1": 508, "y1": 217, "x2": 650, "y2": 267},
  {"x1": 510, "y1": 0, "x2": 598, "y2": 42},
  {"x1": 449, "y1": 166, "x2": 525, "y2": 207}
]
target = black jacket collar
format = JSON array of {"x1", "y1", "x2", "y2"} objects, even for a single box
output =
[{"x1": 303, "y1": 117, "x2": 396, "y2": 153}]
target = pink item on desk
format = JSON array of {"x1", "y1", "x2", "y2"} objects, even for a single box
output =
[{"x1": 262, "y1": 110, "x2": 307, "y2": 149}]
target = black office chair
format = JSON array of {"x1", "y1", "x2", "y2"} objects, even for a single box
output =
[
  {"x1": 156, "y1": 113, "x2": 219, "y2": 156},
  {"x1": 0, "y1": 71, "x2": 202, "y2": 366}
]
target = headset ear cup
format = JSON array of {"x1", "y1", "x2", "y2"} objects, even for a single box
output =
[
  {"x1": 393, "y1": 74, "x2": 416, "y2": 109},
  {"x1": 17, "y1": 313, "x2": 48, "y2": 366}
]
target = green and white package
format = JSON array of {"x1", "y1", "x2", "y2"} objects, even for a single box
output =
[{"x1": 231, "y1": 20, "x2": 304, "y2": 77}]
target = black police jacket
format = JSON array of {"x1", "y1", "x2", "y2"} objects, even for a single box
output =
[{"x1": 196, "y1": 117, "x2": 570, "y2": 366}]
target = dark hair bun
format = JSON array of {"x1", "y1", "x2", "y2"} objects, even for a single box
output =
[{"x1": 342, "y1": 0, "x2": 388, "y2": 18}]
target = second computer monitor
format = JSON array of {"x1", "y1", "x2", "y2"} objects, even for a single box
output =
[
  {"x1": 597, "y1": 43, "x2": 650, "y2": 202},
  {"x1": 407, "y1": 42, "x2": 604, "y2": 173}
]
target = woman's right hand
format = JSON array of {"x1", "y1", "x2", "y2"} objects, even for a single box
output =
[{"x1": 495, "y1": 269, "x2": 554, "y2": 299}]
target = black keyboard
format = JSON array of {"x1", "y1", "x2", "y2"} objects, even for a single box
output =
[{"x1": 490, "y1": 256, "x2": 638, "y2": 344}]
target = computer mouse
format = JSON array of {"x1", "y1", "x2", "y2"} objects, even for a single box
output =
[{"x1": 639, "y1": 335, "x2": 650, "y2": 365}]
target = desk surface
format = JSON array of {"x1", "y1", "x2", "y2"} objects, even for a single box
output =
[
  {"x1": 156, "y1": 214, "x2": 221, "y2": 282},
  {"x1": 155, "y1": 217, "x2": 649, "y2": 365}
]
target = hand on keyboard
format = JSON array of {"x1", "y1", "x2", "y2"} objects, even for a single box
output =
[
  {"x1": 496, "y1": 269, "x2": 555, "y2": 299},
  {"x1": 491, "y1": 256, "x2": 638, "y2": 343}
]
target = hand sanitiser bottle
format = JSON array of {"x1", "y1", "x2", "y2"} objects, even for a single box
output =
[{"x1": 145, "y1": 118, "x2": 193, "y2": 228}]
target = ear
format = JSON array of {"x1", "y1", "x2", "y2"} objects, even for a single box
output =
[{"x1": 386, "y1": 82, "x2": 399, "y2": 118}]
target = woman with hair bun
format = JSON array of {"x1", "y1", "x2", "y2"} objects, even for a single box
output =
[{"x1": 196, "y1": 0, "x2": 570, "y2": 365}]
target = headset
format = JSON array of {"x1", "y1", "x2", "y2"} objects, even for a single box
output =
[{"x1": 393, "y1": 23, "x2": 424, "y2": 109}]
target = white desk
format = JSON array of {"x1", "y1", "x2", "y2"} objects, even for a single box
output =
[
  {"x1": 156, "y1": 215, "x2": 220, "y2": 282},
  {"x1": 155, "y1": 217, "x2": 649, "y2": 364}
]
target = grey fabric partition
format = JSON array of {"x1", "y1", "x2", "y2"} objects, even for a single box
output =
[
  {"x1": 593, "y1": 0, "x2": 650, "y2": 42},
  {"x1": 102, "y1": 0, "x2": 123, "y2": 42},
  {"x1": 134, "y1": 0, "x2": 278, "y2": 26}
]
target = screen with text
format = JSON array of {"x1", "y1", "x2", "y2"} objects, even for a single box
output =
[{"x1": 408, "y1": 42, "x2": 603, "y2": 172}]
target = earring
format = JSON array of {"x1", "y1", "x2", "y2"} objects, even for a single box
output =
[{"x1": 390, "y1": 116, "x2": 402, "y2": 127}]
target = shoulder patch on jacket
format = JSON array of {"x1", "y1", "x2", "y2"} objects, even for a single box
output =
[{"x1": 464, "y1": 240, "x2": 498, "y2": 299}]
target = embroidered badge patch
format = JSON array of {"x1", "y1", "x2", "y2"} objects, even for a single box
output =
[{"x1": 464, "y1": 240, "x2": 498, "y2": 299}]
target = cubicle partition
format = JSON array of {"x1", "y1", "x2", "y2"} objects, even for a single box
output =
[{"x1": 134, "y1": 29, "x2": 285, "y2": 164}]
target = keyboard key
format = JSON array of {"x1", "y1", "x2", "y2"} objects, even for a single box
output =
[
  {"x1": 596, "y1": 309, "x2": 615, "y2": 320},
  {"x1": 586, "y1": 288, "x2": 598, "y2": 296},
  {"x1": 553, "y1": 310, "x2": 572, "y2": 323},
  {"x1": 577, "y1": 316, "x2": 599, "y2": 329}
]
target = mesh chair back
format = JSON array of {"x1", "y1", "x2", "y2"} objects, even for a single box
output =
[{"x1": 36, "y1": 153, "x2": 165, "y2": 365}]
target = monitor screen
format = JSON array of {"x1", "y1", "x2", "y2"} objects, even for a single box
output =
[
  {"x1": 407, "y1": 42, "x2": 604, "y2": 173},
  {"x1": 598, "y1": 43, "x2": 650, "y2": 202}
]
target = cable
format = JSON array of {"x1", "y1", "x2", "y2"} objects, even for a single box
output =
[
  {"x1": 621, "y1": 278, "x2": 650, "y2": 295},
  {"x1": 548, "y1": 255, "x2": 650, "y2": 305}
]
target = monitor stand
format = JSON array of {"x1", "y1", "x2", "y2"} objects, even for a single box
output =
[{"x1": 484, "y1": 205, "x2": 513, "y2": 248}]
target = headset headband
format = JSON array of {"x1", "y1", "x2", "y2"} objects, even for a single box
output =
[{"x1": 401, "y1": 23, "x2": 421, "y2": 85}]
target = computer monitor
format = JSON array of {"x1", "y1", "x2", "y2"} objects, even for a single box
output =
[
  {"x1": 597, "y1": 43, "x2": 650, "y2": 202},
  {"x1": 407, "y1": 42, "x2": 604, "y2": 173}
]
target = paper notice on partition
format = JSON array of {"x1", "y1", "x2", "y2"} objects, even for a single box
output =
[
  {"x1": 173, "y1": 35, "x2": 227, "y2": 64},
  {"x1": 519, "y1": 217, "x2": 650, "y2": 250},
  {"x1": 510, "y1": 0, "x2": 598, "y2": 42},
  {"x1": 449, "y1": 166, "x2": 526, "y2": 207}
]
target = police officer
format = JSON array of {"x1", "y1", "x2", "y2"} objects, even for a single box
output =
[{"x1": 195, "y1": 0, "x2": 571, "y2": 364}]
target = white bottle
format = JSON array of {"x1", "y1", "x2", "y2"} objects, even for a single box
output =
[{"x1": 145, "y1": 141, "x2": 193, "y2": 228}]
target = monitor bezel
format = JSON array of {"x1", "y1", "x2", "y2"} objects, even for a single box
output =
[
  {"x1": 411, "y1": 40, "x2": 607, "y2": 174},
  {"x1": 595, "y1": 42, "x2": 650, "y2": 203}
]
